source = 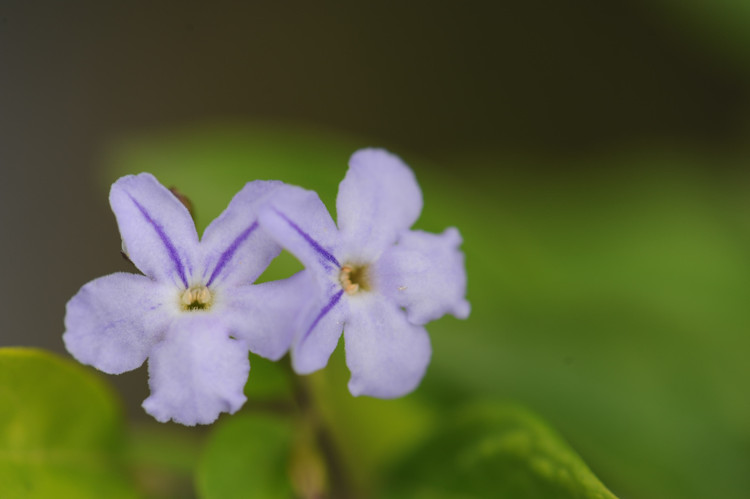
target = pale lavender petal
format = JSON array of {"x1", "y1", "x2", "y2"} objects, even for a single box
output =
[
  {"x1": 336, "y1": 148, "x2": 423, "y2": 260},
  {"x1": 201, "y1": 180, "x2": 285, "y2": 287},
  {"x1": 142, "y1": 316, "x2": 249, "y2": 426},
  {"x1": 344, "y1": 295, "x2": 431, "y2": 398},
  {"x1": 291, "y1": 286, "x2": 347, "y2": 374},
  {"x1": 258, "y1": 185, "x2": 341, "y2": 279},
  {"x1": 63, "y1": 273, "x2": 174, "y2": 375},
  {"x1": 220, "y1": 271, "x2": 314, "y2": 361},
  {"x1": 109, "y1": 173, "x2": 199, "y2": 287},
  {"x1": 377, "y1": 228, "x2": 470, "y2": 325}
]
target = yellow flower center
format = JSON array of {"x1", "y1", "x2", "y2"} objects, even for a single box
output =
[
  {"x1": 180, "y1": 285, "x2": 213, "y2": 311},
  {"x1": 339, "y1": 264, "x2": 371, "y2": 295}
]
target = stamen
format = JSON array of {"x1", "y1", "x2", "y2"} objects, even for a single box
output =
[
  {"x1": 339, "y1": 264, "x2": 370, "y2": 295},
  {"x1": 180, "y1": 285, "x2": 213, "y2": 311}
]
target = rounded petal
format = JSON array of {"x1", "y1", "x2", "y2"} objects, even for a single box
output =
[
  {"x1": 336, "y1": 149, "x2": 423, "y2": 260},
  {"x1": 291, "y1": 286, "x2": 347, "y2": 374},
  {"x1": 376, "y1": 228, "x2": 470, "y2": 325},
  {"x1": 142, "y1": 316, "x2": 249, "y2": 426},
  {"x1": 344, "y1": 295, "x2": 431, "y2": 398},
  {"x1": 258, "y1": 184, "x2": 341, "y2": 279},
  {"x1": 63, "y1": 273, "x2": 174, "y2": 375},
  {"x1": 201, "y1": 180, "x2": 284, "y2": 288},
  {"x1": 220, "y1": 271, "x2": 315, "y2": 361},
  {"x1": 109, "y1": 173, "x2": 199, "y2": 288}
]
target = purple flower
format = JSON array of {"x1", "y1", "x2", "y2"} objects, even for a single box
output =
[
  {"x1": 259, "y1": 148, "x2": 470, "y2": 398},
  {"x1": 64, "y1": 173, "x2": 309, "y2": 425}
]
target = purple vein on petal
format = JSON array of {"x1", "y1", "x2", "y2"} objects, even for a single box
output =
[
  {"x1": 206, "y1": 220, "x2": 259, "y2": 286},
  {"x1": 129, "y1": 194, "x2": 189, "y2": 288},
  {"x1": 300, "y1": 290, "x2": 344, "y2": 346},
  {"x1": 272, "y1": 208, "x2": 340, "y2": 268}
]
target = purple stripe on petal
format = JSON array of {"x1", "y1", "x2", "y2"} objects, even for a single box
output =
[
  {"x1": 129, "y1": 195, "x2": 189, "y2": 288},
  {"x1": 300, "y1": 290, "x2": 344, "y2": 345},
  {"x1": 272, "y1": 208, "x2": 340, "y2": 268},
  {"x1": 206, "y1": 221, "x2": 259, "y2": 286}
]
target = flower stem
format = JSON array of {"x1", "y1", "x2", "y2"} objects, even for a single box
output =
[{"x1": 283, "y1": 356, "x2": 354, "y2": 499}]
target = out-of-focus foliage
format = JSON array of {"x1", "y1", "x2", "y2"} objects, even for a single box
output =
[
  {"x1": 385, "y1": 402, "x2": 617, "y2": 499},
  {"x1": 427, "y1": 155, "x2": 750, "y2": 499},
  {"x1": 307, "y1": 345, "x2": 438, "y2": 496},
  {"x1": 124, "y1": 424, "x2": 203, "y2": 498},
  {"x1": 107, "y1": 124, "x2": 750, "y2": 498},
  {"x1": 654, "y1": 0, "x2": 750, "y2": 66},
  {"x1": 197, "y1": 413, "x2": 295, "y2": 499},
  {"x1": 0, "y1": 348, "x2": 137, "y2": 498}
]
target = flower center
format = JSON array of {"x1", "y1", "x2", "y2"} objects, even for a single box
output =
[
  {"x1": 339, "y1": 264, "x2": 370, "y2": 295},
  {"x1": 180, "y1": 285, "x2": 213, "y2": 311}
]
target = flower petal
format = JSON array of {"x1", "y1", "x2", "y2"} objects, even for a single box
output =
[
  {"x1": 258, "y1": 185, "x2": 341, "y2": 279},
  {"x1": 142, "y1": 316, "x2": 249, "y2": 426},
  {"x1": 291, "y1": 286, "x2": 347, "y2": 374},
  {"x1": 201, "y1": 180, "x2": 285, "y2": 287},
  {"x1": 220, "y1": 271, "x2": 314, "y2": 361},
  {"x1": 336, "y1": 149, "x2": 423, "y2": 260},
  {"x1": 344, "y1": 295, "x2": 431, "y2": 398},
  {"x1": 63, "y1": 272, "x2": 174, "y2": 374},
  {"x1": 376, "y1": 228, "x2": 470, "y2": 325},
  {"x1": 109, "y1": 173, "x2": 199, "y2": 287}
]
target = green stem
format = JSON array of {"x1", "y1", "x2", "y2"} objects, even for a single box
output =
[{"x1": 282, "y1": 356, "x2": 354, "y2": 499}]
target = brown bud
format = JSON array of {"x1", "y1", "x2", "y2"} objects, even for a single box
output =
[{"x1": 169, "y1": 186, "x2": 196, "y2": 222}]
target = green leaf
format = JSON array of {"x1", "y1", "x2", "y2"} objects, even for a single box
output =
[
  {"x1": 196, "y1": 414, "x2": 295, "y2": 499},
  {"x1": 386, "y1": 402, "x2": 617, "y2": 499},
  {"x1": 0, "y1": 348, "x2": 137, "y2": 498}
]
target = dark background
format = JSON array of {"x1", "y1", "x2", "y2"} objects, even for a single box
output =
[{"x1": 2, "y1": 1, "x2": 747, "y2": 350}]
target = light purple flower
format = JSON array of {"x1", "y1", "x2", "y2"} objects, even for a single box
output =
[
  {"x1": 64, "y1": 173, "x2": 309, "y2": 425},
  {"x1": 259, "y1": 148, "x2": 470, "y2": 398}
]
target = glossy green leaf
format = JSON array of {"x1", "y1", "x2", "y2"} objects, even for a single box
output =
[
  {"x1": 386, "y1": 402, "x2": 617, "y2": 499},
  {"x1": 0, "y1": 348, "x2": 137, "y2": 498},
  {"x1": 196, "y1": 414, "x2": 295, "y2": 499}
]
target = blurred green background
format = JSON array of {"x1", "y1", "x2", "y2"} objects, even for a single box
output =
[{"x1": 1, "y1": 1, "x2": 750, "y2": 498}]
